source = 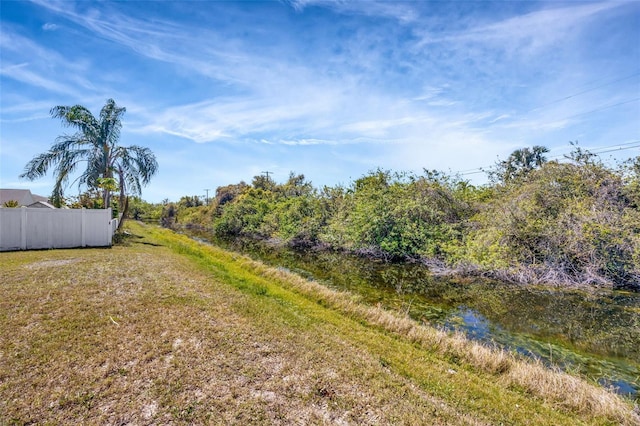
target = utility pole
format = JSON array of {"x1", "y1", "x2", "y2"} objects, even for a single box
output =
[
  {"x1": 204, "y1": 189, "x2": 210, "y2": 206},
  {"x1": 261, "y1": 171, "x2": 273, "y2": 180}
]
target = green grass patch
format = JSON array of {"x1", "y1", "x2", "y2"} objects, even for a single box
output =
[{"x1": 0, "y1": 222, "x2": 637, "y2": 425}]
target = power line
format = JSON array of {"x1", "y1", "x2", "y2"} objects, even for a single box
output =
[
  {"x1": 529, "y1": 71, "x2": 640, "y2": 113},
  {"x1": 544, "y1": 140, "x2": 640, "y2": 162},
  {"x1": 491, "y1": 72, "x2": 640, "y2": 130},
  {"x1": 587, "y1": 143, "x2": 640, "y2": 156},
  {"x1": 455, "y1": 140, "x2": 640, "y2": 177},
  {"x1": 452, "y1": 71, "x2": 640, "y2": 178},
  {"x1": 563, "y1": 98, "x2": 640, "y2": 120}
]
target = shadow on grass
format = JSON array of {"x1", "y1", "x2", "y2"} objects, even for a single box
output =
[{"x1": 114, "y1": 231, "x2": 163, "y2": 247}]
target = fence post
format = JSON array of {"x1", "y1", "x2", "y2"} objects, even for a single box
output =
[
  {"x1": 48, "y1": 208, "x2": 54, "y2": 248},
  {"x1": 21, "y1": 206, "x2": 27, "y2": 250},
  {"x1": 81, "y1": 208, "x2": 86, "y2": 247},
  {"x1": 108, "y1": 208, "x2": 115, "y2": 243}
]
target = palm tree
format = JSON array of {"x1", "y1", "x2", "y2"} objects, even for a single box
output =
[
  {"x1": 494, "y1": 145, "x2": 549, "y2": 183},
  {"x1": 20, "y1": 99, "x2": 158, "y2": 212}
]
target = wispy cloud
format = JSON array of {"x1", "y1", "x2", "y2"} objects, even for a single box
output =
[
  {"x1": 20, "y1": 0, "x2": 637, "y2": 145},
  {"x1": 1, "y1": 28, "x2": 56, "y2": 59},
  {"x1": 417, "y1": 1, "x2": 622, "y2": 55},
  {"x1": 284, "y1": 0, "x2": 418, "y2": 23},
  {"x1": 134, "y1": 84, "x2": 344, "y2": 144},
  {"x1": 2, "y1": 0, "x2": 637, "y2": 199},
  {"x1": 0, "y1": 28, "x2": 96, "y2": 99},
  {"x1": 30, "y1": 0, "x2": 256, "y2": 87},
  {"x1": 0, "y1": 63, "x2": 80, "y2": 96},
  {"x1": 270, "y1": 138, "x2": 341, "y2": 146}
]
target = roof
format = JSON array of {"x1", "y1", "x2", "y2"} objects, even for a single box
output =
[
  {"x1": 0, "y1": 189, "x2": 51, "y2": 207},
  {"x1": 27, "y1": 200, "x2": 56, "y2": 209}
]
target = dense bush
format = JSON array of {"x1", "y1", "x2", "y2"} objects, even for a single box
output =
[
  {"x1": 467, "y1": 160, "x2": 639, "y2": 288},
  {"x1": 322, "y1": 170, "x2": 475, "y2": 259},
  {"x1": 165, "y1": 149, "x2": 640, "y2": 290}
]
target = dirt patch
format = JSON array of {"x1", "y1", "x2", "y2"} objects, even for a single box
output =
[{"x1": 25, "y1": 258, "x2": 82, "y2": 269}]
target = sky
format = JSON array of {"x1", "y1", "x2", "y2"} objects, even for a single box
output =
[{"x1": 1, "y1": 0, "x2": 639, "y2": 203}]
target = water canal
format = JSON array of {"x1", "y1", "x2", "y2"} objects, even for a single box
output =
[{"x1": 184, "y1": 229, "x2": 640, "y2": 400}]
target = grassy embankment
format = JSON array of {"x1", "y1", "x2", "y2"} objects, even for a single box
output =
[{"x1": 1, "y1": 222, "x2": 638, "y2": 425}]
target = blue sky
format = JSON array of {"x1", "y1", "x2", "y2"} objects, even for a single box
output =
[{"x1": 1, "y1": 0, "x2": 639, "y2": 202}]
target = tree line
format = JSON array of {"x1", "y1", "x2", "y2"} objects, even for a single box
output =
[
  {"x1": 18, "y1": 99, "x2": 638, "y2": 290},
  {"x1": 160, "y1": 145, "x2": 640, "y2": 291}
]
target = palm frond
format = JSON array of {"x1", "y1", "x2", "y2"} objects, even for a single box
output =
[
  {"x1": 20, "y1": 151, "x2": 59, "y2": 180},
  {"x1": 52, "y1": 148, "x2": 90, "y2": 192},
  {"x1": 50, "y1": 105, "x2": 100, "y2": 143},
  {"x1": 50, "y1": 135, "x2": 91, "y2": 153},
  {"x1": 112, "y1": 145, "x2": 158, "y2": 197},
  {"x1": 99, "y1": 99, "x2": 126, "y2": 149},
  {"x1": 123, "y1": 145, "x2": 159, "y2": 184},
  {"x1": 51, "y1": 165, "x2": 72, "y2": 207}
]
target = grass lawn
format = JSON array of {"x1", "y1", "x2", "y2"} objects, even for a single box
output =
[{"x1": 1, "y1": 222, "x2": 637, "y2": 425}]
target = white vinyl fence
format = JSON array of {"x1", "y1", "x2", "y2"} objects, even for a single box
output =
[{"x1": 0, "y1": 207, "x2": 117, "y2": 252}]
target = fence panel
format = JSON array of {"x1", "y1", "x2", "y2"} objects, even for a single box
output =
[
  {"x1": 52, "y1": 209, "x2": 83, "y2": 248},
  {"x1": 85, "y1": 209, "x2": 112, "y2": 247},
  {"x1": 0, "y1": 208, "x2": 23, "y2": 251},
  {"x1": 26, "y1": 208, "x2": 53, "y2": 249},
  {"x1": 0, "y1": 207, "x2": 114, "y2": 252}
]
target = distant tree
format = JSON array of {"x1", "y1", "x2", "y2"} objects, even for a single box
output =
[
  {"x1": 2, "y1": 200, "x2": 19, "y2": 208},
  {"x1": 252, "y1": 174, "x2": 276, "y2": 191},
  {"x1": 280, "y1": 172, "x2": 314, "y2": 197},
  {"x1": 161, "y1": 202, "x2": 177, "y2": 228},
  {"x1": 215, "y1": 182, "x2": 249, "y2": 207},
  {"x1": 491, "y1": 145, "x2": 549, "y2": 183},
  {"x1": 563, "y1": 141, "x2": 598, "y2": 166},
  {"x1": 178, "y1": 195, "x2": 203, "y2": 208},
  {"x1": 127, "y1": 197, "x2": 163, "y2": 222},
  {"x1": 20, "y1": 99, "x2": 158, "y2": 211}
]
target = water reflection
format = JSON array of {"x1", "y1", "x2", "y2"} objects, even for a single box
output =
[{"x1": 184, "y1": 230, "x2": 640, "y2": 399}]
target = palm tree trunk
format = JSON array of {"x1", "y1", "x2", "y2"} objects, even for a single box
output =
[
  {"x1": 117, "y1": 196, "x2": 129, "y2": 231},
  {"x1": 118, "y1": 168, "x2": 125, "y2": 217},
  {"x1": 104, "y1": 189, "x2": 111, "y2": 210}
]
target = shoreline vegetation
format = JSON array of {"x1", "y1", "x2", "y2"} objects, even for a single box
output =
[
  {"x1": 151, "y1": 147, "x2": 640, "y2": 292},
  {"x1": 2, "y1": 222, "x2": 638, "y2": 424}
]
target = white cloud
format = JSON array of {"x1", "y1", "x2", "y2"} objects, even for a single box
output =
[
  {"x1": 417, "y1": 1, "x2": 623, "y2": 57},
  {"x1": 134, "y1": 89, "x2": 339, "y2": 144},
  {"x1": 30, "y1": 0, "x2": 254, "y2": 87},
  {"x1": 489, "y1": 114, "x2": 510, "y2": 123},
  {"x1": 3, "y1": 0, "x2": 636, "y2": 200},
  {"x1": 0, "y1": 29, "x2": 96, "y2": 98},
  {"x1": 427, "y1": 99, "x2": 458, "y2": 107},
  {"x1": 42, "y1": 23, "x2": 58, "y2": 31},
  {"x1": 0, "y1": 63, "x2": 80, "y2": 96},
  {"x1": 277, "y1": 138, "x2": 338, "y2": 146},
  {"x1": 285, "y1": 0, "x2": 418, "y2": 22}
]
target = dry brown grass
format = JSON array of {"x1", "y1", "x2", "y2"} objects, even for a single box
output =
[
  {"x1": 0, "y1": 245, "x2": 482, "y2": 424},
  {"x1": 1, "y1": 223, "x2": 637, "y2": 425},
  {"x1": 258, "y1": 264, "x2": 638, "y2": 424}
]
